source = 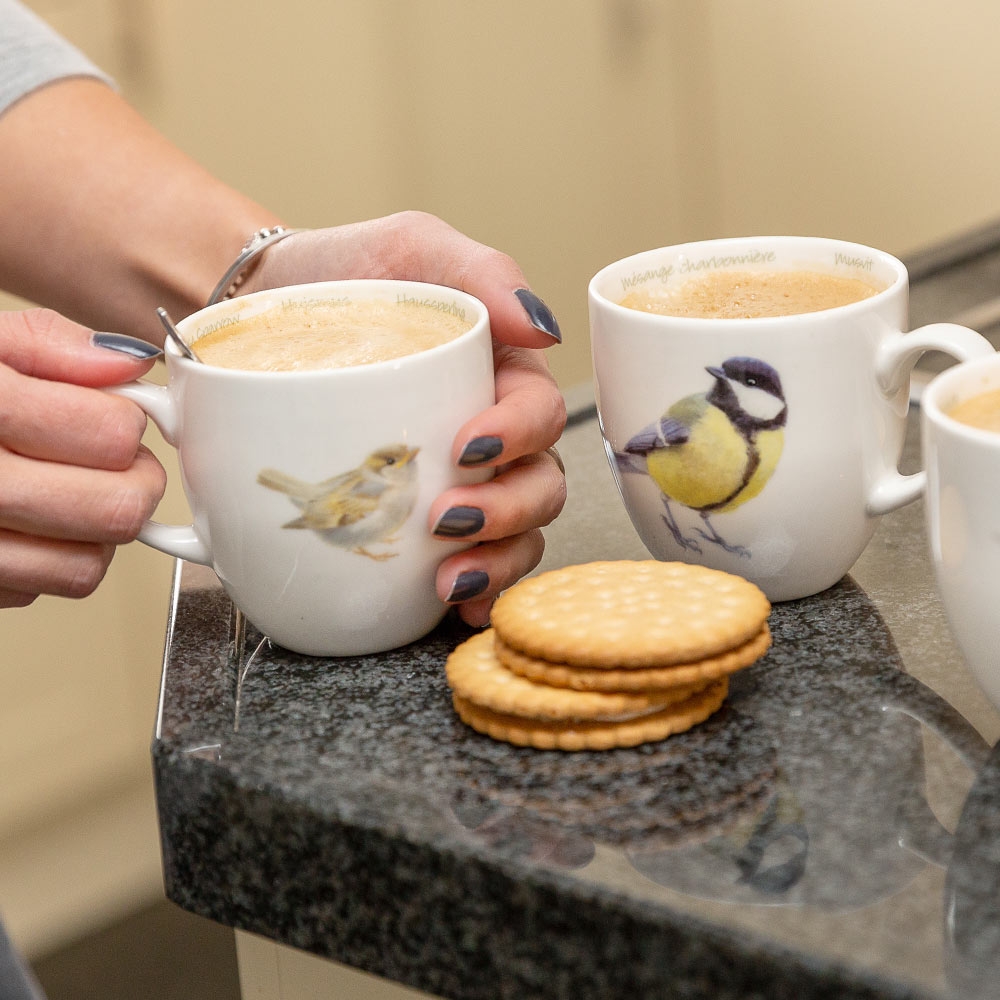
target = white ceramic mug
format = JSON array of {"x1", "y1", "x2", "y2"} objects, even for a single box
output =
[
  {"x1": 589, "y1": 236, "x2": 996, "y2": 602},
  {"x1": 922, "y1": 353, "x2": 1000, "y2": 711},
  {"x1": 114, "y1": 280, "x2": 495, "y2": 656}
]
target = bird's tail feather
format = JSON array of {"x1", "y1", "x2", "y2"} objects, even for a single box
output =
[
  {"x1": 614, "y1": 451, "x2": 646, "y2": 476},
  {"x1": 257, "y1": 467, "x2": 314, "y2": 500}
]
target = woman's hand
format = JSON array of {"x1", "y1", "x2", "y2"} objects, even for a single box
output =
[
  {"x1": 249, "y1": 212, "x2": 568, "y2": 625},
  {"x1": 0, "y1": 309, "x2": 165, "y2": 607},
  {"x1": 430, "y1": 339, "x2": 567, "y2": 626}
]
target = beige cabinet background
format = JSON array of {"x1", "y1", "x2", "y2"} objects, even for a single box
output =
[{"x1": 3, "y1": 0, "x2": 1000, "y2": 958}]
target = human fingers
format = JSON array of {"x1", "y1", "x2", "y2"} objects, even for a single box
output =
[
  {"x1": 435, "y1": 530, "x2": 547, "y2": 629},
  {"x1": 250, "y1": 213, "x2": 563, "y2": 349},
  {"x1": 431, "y1": 348, "x2": 566, "y2": 627},
  {"x1": 0, "y1": 361, "x2": 152, "y2": 470},
  {"x1": 0, "y1": 309, "x2": 160, "y2": 471},
  {"x1": 429, "y1": 449, "x2": 565, "y2": 627},
  {"x1": 452, "y1": 343, "x2": 567, "y2": 470},
  {"x1": 0, "y1": 437, "x2": 165, "y2": 605},
  {"x1": 0, "y1": 530, "x2": 116, "y2": 604},
  {"x1": 0, "y1": 308, "x2": 161, "y2": 387},
  {"x1": 430, "y1": 448, "x2": 567, "y2": 547},
  {"x1": 374, "y1": 212, "x2": 563, "y2": 350},
  {"x1": 0, "y1": 444, "x2": 166, "y2": 543}
]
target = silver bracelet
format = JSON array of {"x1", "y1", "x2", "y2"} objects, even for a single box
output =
[{"x1": 207, "y1": 226, "x2": 306, "y2": 305}]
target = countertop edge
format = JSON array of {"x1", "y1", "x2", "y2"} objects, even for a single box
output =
[{"x1": 152, "y1": 742, "x2": 935, "y2": 1000}]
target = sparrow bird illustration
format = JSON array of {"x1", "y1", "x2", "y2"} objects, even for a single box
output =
[
  {"x1": 257, "y1": 443, "x2": 420, "y2": 561},
  {"x1": 617, "y1": 357, "x2": 787, "y2": 557}
]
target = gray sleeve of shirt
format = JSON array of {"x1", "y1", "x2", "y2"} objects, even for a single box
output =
[{"x1": 0, "y1": 0, "x2": 114, "y2": 116}]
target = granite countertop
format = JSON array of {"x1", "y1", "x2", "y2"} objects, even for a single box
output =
[{"x1": 153, "y1": 226, "x2": 1000, "y2": 1000}]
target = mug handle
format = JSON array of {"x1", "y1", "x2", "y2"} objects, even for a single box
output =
[
  {"x1": 868, "y1": 323, "x2": 996, "y2": 515},
  {"x1": 883, "y1": 676, "x2": 993, "y2": 868},
  {"x1": 107, "y1": 381, "x2": 213, "y2": 566}
]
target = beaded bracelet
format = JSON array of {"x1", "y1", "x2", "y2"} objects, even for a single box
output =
[{"x1": 207, "y1": 226, "x2": 306, "y2": 305}]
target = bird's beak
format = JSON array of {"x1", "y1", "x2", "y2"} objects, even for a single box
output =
[
  {"x1": 401, "y1": 447, "x2": 420, "y2": 464},
  {"x1": 706, "y1": 366, "x2": 725, "y2": 380}
]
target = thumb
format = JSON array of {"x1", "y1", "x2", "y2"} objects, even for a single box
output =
[{"x1": 0, "y1": 308, "x2": 162, "y2": 387}]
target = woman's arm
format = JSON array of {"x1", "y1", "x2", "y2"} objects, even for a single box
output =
[
  {"x1": 0, "y1": 77, "x2": 567, "y2": 624},
  {"x1": 0, "y1": 77, "x2": 281, "y2": 343}
]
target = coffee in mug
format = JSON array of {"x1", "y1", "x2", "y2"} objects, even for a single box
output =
[
  {"x1": 194, "y1": 298, "x2": 472, "y2": 372},
  {"x1": 945, "y1": 388, "x2": 1000, "y2": 434},
  {"x1": 111, "y1": 280, "x2": 495, "y2": 657},
  {"x1": 589, "y1": 236, "x2": 996, "y2": 602},
  {"x1": 619, "y1": 269, "x2": 881, "y2": 320}
]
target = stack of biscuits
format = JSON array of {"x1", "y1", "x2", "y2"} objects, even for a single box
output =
[{"x1": 445, "y1": 560, "x2": 772, "y2": 751}]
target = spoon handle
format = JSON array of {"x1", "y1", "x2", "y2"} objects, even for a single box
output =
[{"x1": 157, "y1": 307, "x2": 199, "y2": 362}]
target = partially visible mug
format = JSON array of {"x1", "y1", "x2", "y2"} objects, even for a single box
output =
[
  {"x1": 589, "y1": 236, "x2": 996, "y2": 602},
  {"x1": 922, "y1": 353, "x2": 1000, "y2": 711},
  {"x1": 113, "y1": 280, "x2": 495, "y2": 657}
]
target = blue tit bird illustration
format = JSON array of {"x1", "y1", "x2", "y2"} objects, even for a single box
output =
[
  {"x1": 257, "y1": 443, "x2": 419, "y2": 561},
  {"x1": 617, "y1": 357, "x2": 787, "y2": 557}
]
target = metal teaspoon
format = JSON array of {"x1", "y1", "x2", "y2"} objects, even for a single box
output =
[{"x1": 156, "y1": 307, "x2": 200, "y2": 362}]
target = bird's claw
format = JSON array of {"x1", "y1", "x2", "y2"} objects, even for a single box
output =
[
  {"x1": 660, "y1": 512, "x2": 702, "y2": 554},
  {"x1": 355, "y1": 547, "x2": 399, "y2": 561},
  {"x1": 693, "y1": 527, "x2": 750, "y2": 559},
  {"x1": 695, "y1": 528, "x2": 751, "y2": 559}
]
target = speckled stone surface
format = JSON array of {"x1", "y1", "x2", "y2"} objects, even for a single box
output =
[{"x1": 154, "y1": 235, "x2": 1000, "y2": 1000}]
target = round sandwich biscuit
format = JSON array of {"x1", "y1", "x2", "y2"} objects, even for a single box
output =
[
  {"x1": 489, "y1": 561, "x2": 770, "y2": 668},
  {"x1": 495, "y1": 624, "x2": 771, "y2": 692},
  {"x1": 445, "y1": 630, "x2": 705, "y2": 722},
  {"x1": 451, "y1": 678, "x2": 729, "y2": 752}
]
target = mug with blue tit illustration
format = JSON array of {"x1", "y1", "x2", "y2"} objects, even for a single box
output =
[
  {"x1": 589, "y1": 236, "x2": 996, "y2": 602},
  {"x1": 111, "y1": 280, "x2": 495, "y2": 657}
]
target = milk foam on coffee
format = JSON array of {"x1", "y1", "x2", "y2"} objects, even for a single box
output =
[
  {"x1": 620, "y1": 269, "x2": 881, "y2": 320},
  {"x1": 194, "y1": 298, "x2": 472, "y2": 372},
  {"x1": 947, "y1": 387, "x2": 1000, "y2": 433}
]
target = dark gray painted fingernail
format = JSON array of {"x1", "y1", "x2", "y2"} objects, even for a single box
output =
[
  {"x1": 515, "y1": 288, "x2": 561, "y2": 343},
  {"x1": 433, "y1": 506, "x2": 485, "y2": 538},
  {"x1": 458, "y1": 435, "x2": 504, "y2": 466},
  {"x1": 92, "y1": 332, "x2": 163, "y2": 359},
  {"x1": 446, "y1": 570, "x2": 490, "y2": 603}
]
